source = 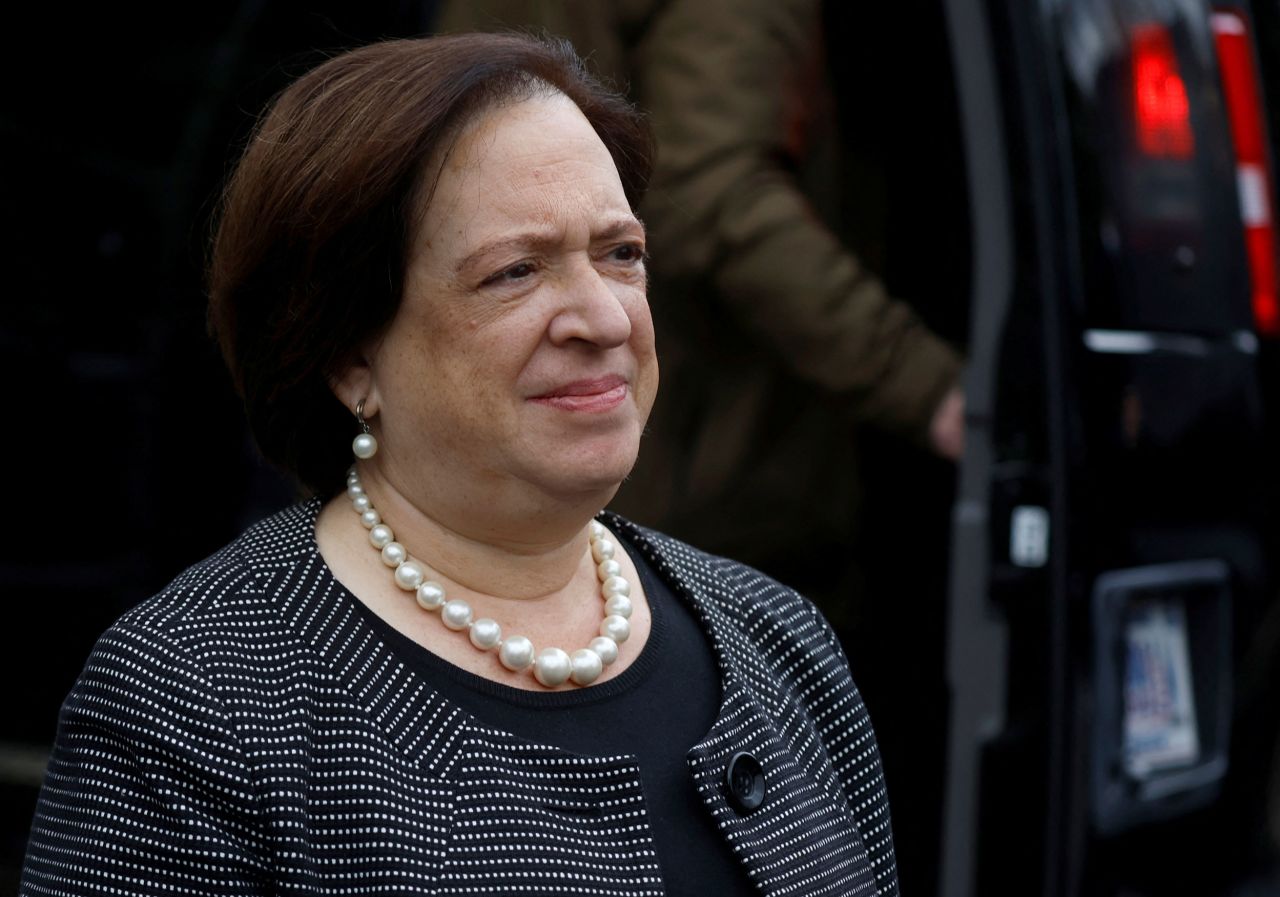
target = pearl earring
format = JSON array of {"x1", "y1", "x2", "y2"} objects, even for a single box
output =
[{"x1": 352, "y1": 398, "x2": 378, "y2": 459}]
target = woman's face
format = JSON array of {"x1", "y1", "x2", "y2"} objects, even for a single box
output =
[{"x1": 358, "y1": 92, "x2": 658, "y2": 511}]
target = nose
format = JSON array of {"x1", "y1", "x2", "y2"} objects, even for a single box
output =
[{"x1": 547, "y1": 259, "x2": 633, "y2": 348}]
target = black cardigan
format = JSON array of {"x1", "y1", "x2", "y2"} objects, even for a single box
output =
[{"x1": 20, "y1": 501, "x2": 899, "y2": 896}]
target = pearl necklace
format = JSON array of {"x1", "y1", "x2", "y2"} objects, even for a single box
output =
[{"x1": 344, "y1": 467, "x2": 632, "y2": 688}]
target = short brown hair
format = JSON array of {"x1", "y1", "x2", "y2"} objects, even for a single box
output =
[{"x1": 207, "y1": 33, "x2": 653, "y2": 494}]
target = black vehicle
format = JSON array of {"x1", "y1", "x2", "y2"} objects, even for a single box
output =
[
  {"x1": 932, "y1": 0, "x2": 1280, "y2": 894},
  {"x1": 822, "y1": 0, "x2": 1278, "y2": 893}
]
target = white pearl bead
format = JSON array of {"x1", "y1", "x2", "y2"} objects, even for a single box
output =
[
  {"x1": 533, "y1": 648, "x2": 572, "y2": 687},
  {"x1": 441, "y1": 599, "x2": 473, "y2": 631},
  {"x1": 499, "y1": 636, "x2": 535, "y2": 671},
  {"x1": 346, "y1": 482, "x2": 365, "y2": 499},
  {"x1": 604, "y1": 594, "x2": 633, "y2": 619},
  {"x1": 570, "y1": 648, "x2": 603, "y2": 685},
  {"x1": 360, "y1": 509, "x2": 381, "y2": 529},
  {"x1": 369, "y1": 524, "x2": 394, "y2": 549},
  {"x1": 597, "y1": 559, "x2": 622, "y2": 580},
  {"x1": 416, "y1": 581, "x2": 446, "y2": 610},
  {"x1": 352, "y1": 494, "x2": 371, "y2": 513},
  {"x1": 601, "y1": 575, "x2": 630, "y2": 598},
  {"x1": 393, "y1": 560, "x2": 425, "y2": 591},
  {"x1": 601, "y1": 614, "x2": 630, "y2": 644},
  {"x1": 381, "y1": 542, "x2": 407, "y2": 567},
  {"x1": 589, "y1": 636, "x2": 619, "y2": 666},
  {"x1": 352, "y1": 432, "x2": 378, "y2": 459},
  {"x1": 469, "y1": 618, "x2": 502, "y2": 650},
  {"x1": 590, "y1": 537, "x2": 616, "y2": 563},
  {"x1": 590, "y1": 520, "x2": 606, "y2": 539}
]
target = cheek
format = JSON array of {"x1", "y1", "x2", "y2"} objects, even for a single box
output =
[
  {"x1": 442, "y1": 308, "x2": 551, "y2": 401},
  {"x1": 627, "y1": 293, "x2": 658, "y2": 361},
  {"x1": 626, "y1": 295, "x2": 660, "y2": 415},
  {"x1": 374, "y1": 309, "x2": 469, "y2": 419}
]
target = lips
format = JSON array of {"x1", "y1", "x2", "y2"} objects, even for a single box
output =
[{"x1": 530, "y1": 375, "x2": 629, "y2": 412}]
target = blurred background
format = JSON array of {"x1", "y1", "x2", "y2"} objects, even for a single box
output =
[{"x1": 3, "y1": 1, "x2": 1280, "y2": 895}]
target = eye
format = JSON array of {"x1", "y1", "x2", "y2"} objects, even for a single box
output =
[
  {"x1": 481, "y1": 261, "x2": 538, "y2": 286},
  {"x1": 608, "y1": 243, "x2": 647, "y2": 264}
]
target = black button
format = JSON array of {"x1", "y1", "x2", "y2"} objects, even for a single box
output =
[{"x1": 725, "y1": 751, "x2": 766, "y2": 813}]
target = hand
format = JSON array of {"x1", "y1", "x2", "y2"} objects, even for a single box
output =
[{"x1": 928, "y1": 386, "x2": 965, "y2": 461}]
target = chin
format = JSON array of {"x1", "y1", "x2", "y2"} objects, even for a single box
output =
[{"x1": 538, "y1": 439, "x2": 640, "y2": 500}]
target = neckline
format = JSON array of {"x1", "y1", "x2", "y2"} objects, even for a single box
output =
[
  {"x1": 270, "y1": 498, "x2": 749, "y2": 774},
  {"x1": 306, "y1": 498, "x2": 670, "y2": 709}
]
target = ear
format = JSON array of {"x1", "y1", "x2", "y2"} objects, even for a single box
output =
[{"x1": 329, "y1": 354, "x2": 379, "y2": 420}]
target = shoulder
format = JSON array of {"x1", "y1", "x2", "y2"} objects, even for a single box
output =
[
  {"x1": 112, "y1": 500, "x2": 318, "y2": 651},
  {"x1": 67, "y1": 500, "x2": 328, "y2": 731},
  {"x1": 608, "y1": 513, "x2": 799, "y2": 603},
  {"x1": 606, "y1": 513, "x2": 845, "y2": 685},
  {"x1": 608, "y1": 513, "x2": 821, "y2": 615},
  {"x1": 44, "y1": 507, "x2": 318, "y2": 811},
  {"x1": 57, "y1": 499, "x2": 324, "y2": 759}
]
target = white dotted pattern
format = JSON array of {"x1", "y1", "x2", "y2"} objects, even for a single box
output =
[{"x1": 20, "y1": 501, "x2": 898, "y2": 896}]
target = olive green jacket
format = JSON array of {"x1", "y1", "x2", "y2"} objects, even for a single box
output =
[{"x1": 436, "y1": 0, "x2": 963, "y2": 613}]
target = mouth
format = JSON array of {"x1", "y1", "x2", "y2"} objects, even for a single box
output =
[{"x1": 529, "y1": 375, "x2": 629, "y2": 412}]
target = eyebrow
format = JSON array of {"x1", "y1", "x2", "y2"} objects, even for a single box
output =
[{"x1": 453, "y1": 216, "x2": 646, "y2": 277}]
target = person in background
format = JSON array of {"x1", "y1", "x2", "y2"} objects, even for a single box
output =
[
  {"x1": 20, "y1": 32, "x2": 899, "y2": 897},
  {"x1": 436, "y1": 0, "x2": 966, "y2": 627}
]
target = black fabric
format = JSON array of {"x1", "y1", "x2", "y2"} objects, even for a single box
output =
[{"x1": 352, "y1": 537, "x2": 757, "y2": 896}]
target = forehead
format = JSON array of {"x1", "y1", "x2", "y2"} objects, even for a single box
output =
[{"x1": 418, "y1": 93, "x2": 630, "y2": 247}]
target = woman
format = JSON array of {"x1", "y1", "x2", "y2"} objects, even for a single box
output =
[{"x1": 20, "y1": 33, "x2": 899, "y2": 897}]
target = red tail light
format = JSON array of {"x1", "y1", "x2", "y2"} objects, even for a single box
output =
[
  {"x1": 1132, "y1": 24, "x2": 1195, "y2": 159},
  {"x1": 1213, "y1": 10, "x2": 1280, "y2": 337}
]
